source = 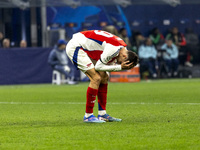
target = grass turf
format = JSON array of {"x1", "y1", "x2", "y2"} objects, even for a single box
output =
[{"x1": 0, "y1": 79, "x2": 200, "y2": 150}]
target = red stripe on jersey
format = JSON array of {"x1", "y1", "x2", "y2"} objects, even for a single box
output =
[
  {"x1": 81, "y1": 48, "x2": 103, "y2": 61},
  {"x1": 80, "y1": 30, "x2": 127, "y2": 47}
]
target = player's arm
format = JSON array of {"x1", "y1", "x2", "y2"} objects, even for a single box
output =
[
  {"x1": 95, "y1": 42, "x2": 134, "y2": 71},
  {"x1": 95, "y1": 60, "x2": 121, "y2": 72},
  {"x1": 95, "y1": 44, "x2": 122, "y2": 71},
  {"x1": 95, "y1": 59, "x2": 133, "y2": 72}
]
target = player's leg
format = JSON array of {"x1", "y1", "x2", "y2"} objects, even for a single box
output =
[
  {"x1": 85, "y1": 69, "x2": 101, "y2": 89},
  {"x1": 97, "y1": 71, "x2": 108, "y2": 115},
  {"x1": 97, "y1": 71, "x2": 122, "y2": 122},
  {"x1": 81, "y1": 69, "x2": 104, "y2": 123},
  {"x1": 66, "y1": 44, "x2": 105, "y2": 123},
  {"x1": 84, "y1": 69, "x2": 101, "y2": 116}
]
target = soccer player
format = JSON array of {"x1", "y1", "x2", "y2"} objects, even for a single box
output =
[{"x1": 66, "y1": 30, "x2": 139, "y2": 123}]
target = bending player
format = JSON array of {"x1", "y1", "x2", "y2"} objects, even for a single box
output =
[{"x1": 66, "y1": 30, "x2": 139, "y2": 123}]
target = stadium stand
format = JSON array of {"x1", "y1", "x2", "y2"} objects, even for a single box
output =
[{"x1": 0, "y1": 0, "x2": 200, "y2": 84}]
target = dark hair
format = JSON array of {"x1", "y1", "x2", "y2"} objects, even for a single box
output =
[
  {"x1": 127, "y1": 51, "x2": 139, "y2": 65},
  {"x1": 119, "y1": 27, "x2": 126, "y2": 33},
  {"x1": 57, "y1": 43, "x2": 63, "y2": 48},
  {"x1": 152, "y1": 27, "x2": 158, "y2": 33}
]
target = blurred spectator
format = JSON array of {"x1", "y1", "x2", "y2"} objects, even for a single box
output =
[
  {"x1": 166, "y1": 27, "x2": 186, "y2": 47},
  {"x1": 131, "y1": 31, "x2": 145, "y2": 53},
  {"x1": 0, "y1": 32, "x2": 4, "y2": 47},
  {"x1": 102, "y1": 25, "x2": 118, "y2": 36},
  {"x1": 166, "y1": 27, "x2": 192, "y2": 67},
  {"x1": 149, "y1": 27, "x2": 164, "y2": 49},
  {"x1": 185, "y1": 28, "x2": 200, "y2": 64},
  {"x1": 118, "y1": 28, "x2": 132, "y2": 49},
  {"x1": 99, "y1": 21, "x2": 108, "y2": 28},
  {"x1": 20, "y1": 40, "x2": 27, "y2": 48},
  {"x1": 82, "y1": 28, "x2": 88, "y2": 31},
  {"x1": 161, "y1": 39, "x2": 179, "y2": 77},
  {"x1": 2, "y1": 38, "x2": 10, "y2": 48},
  {"x1": 48, "y1": 39, "x2": 77, "y2": 84},
  {"x1": 138, "y1": 38, "x2": 158, "y2": 78}
]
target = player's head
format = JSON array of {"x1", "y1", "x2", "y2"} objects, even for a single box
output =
[
  {"x1": 126, "y1": 51, "x2": 139, "y2": 66},
  {"x1": 117, "y1": 47, "x2": 139, "y2": 66}
]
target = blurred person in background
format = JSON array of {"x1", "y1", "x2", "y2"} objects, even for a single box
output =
[
  {"x1": 2, "y1": 38, "x2": 10, "y2": 48},
  {"x1": 48, "y1": 39, "x2": 77, "y2": 84},
  {"x1": 0, "y1": 32, "x2": 4, "y2": 47},
  {"x1": 131, "y1": 30, "x2": 145, "y2": 53},
  {"x1": 118, "y1": 28, "x2": 132, "y2": 49},
  {"x1": 161, "y1": 39, "x2": 179, "y2": 77},
  {"x1": 185, "y1": 28, "x2": 200, "y2": 64},
  {"x1": 166, "y1": 27, "x2": 186, "y2": 48},
  {"x1": 149, "y1": 27, "x2": 164, "y2": 49},
  {"x1": 66, "y1": 30, "x2": 138, "y2": 123},
  {"x1": 20, "y1": 40, "x2": 27, "y2": 48},
  {"x1": 81, "y1": 28, "x2": 88, "y2": 31},
  {"x1": 102, "y1": 25, "x2": 118, "y2": 36},
  {"x1": 138, "y1": 38, "x2": 158, "y2": 78},
  {"x1": 166, "y1": 27, "x2": 192, "y2": 67}
]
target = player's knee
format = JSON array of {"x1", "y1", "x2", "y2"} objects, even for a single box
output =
[
  {"x1": 92, "y1": 74, "x2": 102, "y2": 84},
  {"x1": 94, "y1": 74, "x2": 102, "y2": 83},
  {"x1": 101, "y1": 72, "x2": 109, "y2": 82}
]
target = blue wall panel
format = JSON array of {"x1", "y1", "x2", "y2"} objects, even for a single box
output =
[
  {"x1": 46, "y1": 4, "x2": 200, "y2": 37},
  {"x1": 0, "y1": 48, "x2": 52, "y2": 85}
]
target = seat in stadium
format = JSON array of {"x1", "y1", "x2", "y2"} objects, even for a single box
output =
[{"x1": 52, "y1": 70, "x2": 68, "y2": 85}]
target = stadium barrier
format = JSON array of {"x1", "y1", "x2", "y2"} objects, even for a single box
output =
[
  {"x1": 110, "y1": 65, "x2": 140, "y2": 82},
  {"x1": 0, "y1": 48, "x2": 80, "y2": 85}
]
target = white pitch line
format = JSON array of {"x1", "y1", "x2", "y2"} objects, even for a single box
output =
[{"x1": 0, "y1": 102, "x2": 200, "y2": 105}]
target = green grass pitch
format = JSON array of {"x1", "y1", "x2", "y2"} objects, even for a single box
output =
[{"x1": 0, "y1": 79, "x2": 200, "y2": 150}]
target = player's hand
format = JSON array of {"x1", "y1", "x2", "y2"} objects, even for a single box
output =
[{"x1": 121, "y1": 61, "x2": 134, "y2": 70}]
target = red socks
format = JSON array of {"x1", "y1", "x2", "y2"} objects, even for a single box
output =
[
  {"x1": 86, "y1": 87, "x2": 98, "y2": 113},
  {"x1": 85, "y1": 84, "x2": 108, "y2": 113},
  {"x1": 98, "y1": 84, "x2": 108, "y2": 111}
]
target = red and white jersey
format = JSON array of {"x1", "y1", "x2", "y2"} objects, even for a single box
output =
[{"x1": 72, "y1": 30, "x2": 127, "y2": 64}]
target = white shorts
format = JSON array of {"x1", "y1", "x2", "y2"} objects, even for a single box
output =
[{"x1": 66, "y1": 39, "x2": 94, "y2": 73}]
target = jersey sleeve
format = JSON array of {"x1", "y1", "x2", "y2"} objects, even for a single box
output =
[
  {"x1": 95, "y1": 59, "x2": 122, "y2": 72},
  {"x1": 100, "y1": 43, "x2": 124, "y2": 64}
]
